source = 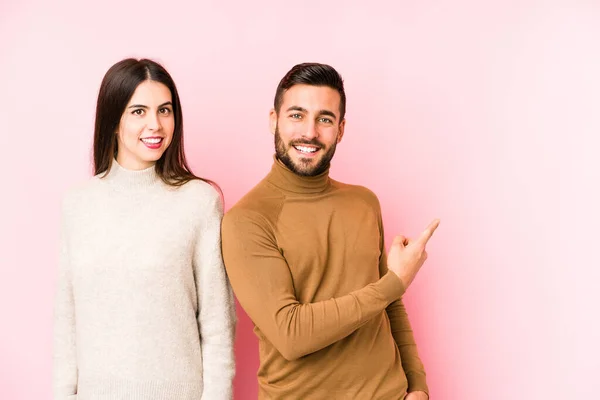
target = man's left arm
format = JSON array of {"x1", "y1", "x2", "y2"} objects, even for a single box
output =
[{"x1": 377, "y1": 211, "x2": 429, "y2": 397}]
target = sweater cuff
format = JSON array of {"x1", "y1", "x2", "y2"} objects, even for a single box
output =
[
  {"x1": 407, "y1": 372, "x2": 429, "y2": 397},
  {"x1": 378, "y1": 271, "x2": 406, "y2": 302}
]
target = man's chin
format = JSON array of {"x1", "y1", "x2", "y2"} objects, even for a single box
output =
[
  {"x1": 290, "y1": 156, "x2": 321, "y2": 175},
  {"x1": 277, "y1": 150, "x2": 327, "y2": 177}
]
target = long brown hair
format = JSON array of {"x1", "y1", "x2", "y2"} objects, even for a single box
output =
[{"x1": 93, "y1": 58, "x2": 209, "y2": 187}]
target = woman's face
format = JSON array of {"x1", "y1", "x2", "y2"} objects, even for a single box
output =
[{"x1": 116, "y1": 80, "x2": 175, "y2": 170}]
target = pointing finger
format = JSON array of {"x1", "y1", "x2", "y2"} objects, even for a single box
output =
[{"x1": 418, "y1": 219, "x2": 440, "y2": 245}]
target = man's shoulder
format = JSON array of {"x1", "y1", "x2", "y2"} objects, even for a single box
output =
[
  {"x1": 330, "y1": 179, "x2": 382, "y2": 210},
  {"x1": 224, "y1": 178, "x2": 284, "y2": 227}
]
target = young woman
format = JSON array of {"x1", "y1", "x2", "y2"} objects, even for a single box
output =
[{"x1": 53, "y1": 59, "x2": 236, "y2": 400}]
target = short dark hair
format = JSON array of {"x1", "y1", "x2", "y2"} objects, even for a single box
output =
[
  {"x1": 93, "y1": 58, "x2": 204, "y2": 187},
  {"x1": 273, "y1": 63, "x2": 346, "y2": 121}
]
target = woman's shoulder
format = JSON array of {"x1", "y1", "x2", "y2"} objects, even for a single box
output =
[
  {"x1": 177, "y1": 179, "x2": 220, "y2": 202},
  {"x1": 62, "y1": 176, "x2": 104, "y2": 206},
  {"x1": 58, "y1": 176, "x2": 107, "y2": 225},
  {"x1": 174, "y1": 179, "x2": 223, "y2": 218}
]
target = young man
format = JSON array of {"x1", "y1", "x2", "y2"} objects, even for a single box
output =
[{"x1": 222, "y1": 63, "x2": 439, "y2": 399}]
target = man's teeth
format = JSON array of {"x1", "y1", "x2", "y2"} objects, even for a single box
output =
[
  {"x1": 142, "y1": 138, "x2": 162, "y2": 144},
  {"x1": 295, "y1": 145, "x2": 318, "y2": 153}
]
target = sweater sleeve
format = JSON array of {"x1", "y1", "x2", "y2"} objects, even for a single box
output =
[
  {"x1": 378, "y1": 214, "x2": 429, "y2": 395},
  {"x1": 194, "y1": 190, "x2": 236, "y2": 400},
  {"x1": 221, "y1": 209, "x2": 406, "y2": 361},
  {"x1": 53, "y1": 198, "x2": 78, "y2": 400}
]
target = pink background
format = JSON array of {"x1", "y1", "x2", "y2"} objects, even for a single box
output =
[{"x1": 1, "y1": 1, "x2": 599, "y2": 399}]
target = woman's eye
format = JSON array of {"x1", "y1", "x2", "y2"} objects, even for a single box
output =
[
  {"x1": 159, "y1": 108, "x2": 172, "y2": 115},
  {"x1": 132, "y1": 109, "x2": 144, "y2": 116}
]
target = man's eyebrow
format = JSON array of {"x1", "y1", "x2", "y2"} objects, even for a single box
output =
[
  {"x1": 285, "y1": 106, "x2": 338, "y2": 120},
  {"x1": 286, "y1": 106, "x2": 308, "y2": 113},
  {"x1": 319, "y1": 110, "x2": 337, "y2": 120}
]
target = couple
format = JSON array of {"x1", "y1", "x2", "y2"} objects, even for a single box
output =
[{"x1": 53, "y1": 58, "x2": 439, "y2": 400}]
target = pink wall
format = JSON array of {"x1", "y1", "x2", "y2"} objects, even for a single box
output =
[{"x1": 1, "y1": 1, "x2": 599, "y2": 399}]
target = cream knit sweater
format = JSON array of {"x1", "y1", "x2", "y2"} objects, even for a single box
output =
[{"x1": 53, "y1": 161, "x2": 236, "y2": 400}]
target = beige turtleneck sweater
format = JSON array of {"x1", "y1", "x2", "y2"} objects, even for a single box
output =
[
  {"x1": 53, "y1": 161, "x2": 236, "y2": 400},
  {"x1": 222, "y1": 157, "x2": 428, "y2": 400}
]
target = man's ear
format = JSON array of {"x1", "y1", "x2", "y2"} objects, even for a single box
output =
[
  {"x1": 269, "y1": 109, "x2": 277, "y2": 135},
  {"x1": 337, "y1": 119, "x2": 346, "y2": 143}
]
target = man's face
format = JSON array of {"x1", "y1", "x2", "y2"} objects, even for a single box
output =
[{"x1": 270, "y1": 84, "x2": 345, "y2": 177}]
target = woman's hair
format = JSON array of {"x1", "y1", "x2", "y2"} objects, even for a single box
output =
[{"x1": 93, "y1": 58, "x2": 209, "y2": 187}]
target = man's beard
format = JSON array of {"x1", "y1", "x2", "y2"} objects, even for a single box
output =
[{"x1": 274, "y1": 126, "x2": 337, "y2": 177}]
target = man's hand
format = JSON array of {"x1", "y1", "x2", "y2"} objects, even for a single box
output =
[
  {"x1": 387, "y1": 219, "x2": 440, "y2": 290},
  {"x1": 406, "y1": 390, "x2": 429, "y2": 399}
]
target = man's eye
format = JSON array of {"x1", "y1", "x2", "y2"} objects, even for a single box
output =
[
  {"x1": 319, "y1": 118, "x2": 333, "y2": 124},
  {"x1": 290, "y1": 114, "x2": 302, "y2": 119}
]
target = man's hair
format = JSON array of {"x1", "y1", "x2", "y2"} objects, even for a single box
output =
[{"x1": 273, "y1": 63, "x2": 346, "y2": 121}]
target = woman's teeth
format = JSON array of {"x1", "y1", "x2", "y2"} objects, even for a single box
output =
[{"x1": 141, "y1": 138, "x2": 162, "y2": 144}]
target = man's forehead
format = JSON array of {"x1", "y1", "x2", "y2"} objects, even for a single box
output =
[{"x1": 281, "y1": 85, "x2": 341, "y2": 110}]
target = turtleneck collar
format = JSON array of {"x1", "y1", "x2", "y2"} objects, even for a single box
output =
[
  {"x1": 102, "y1": 159, "x2": 161, "y2": 189},
  {"x1": 266, "y1": 155, "x2": 331, "y2": 194}
]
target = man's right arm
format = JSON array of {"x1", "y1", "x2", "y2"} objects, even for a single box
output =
[{"x1": 221, "y1": 210, "x2": 405, "y2": 361}]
